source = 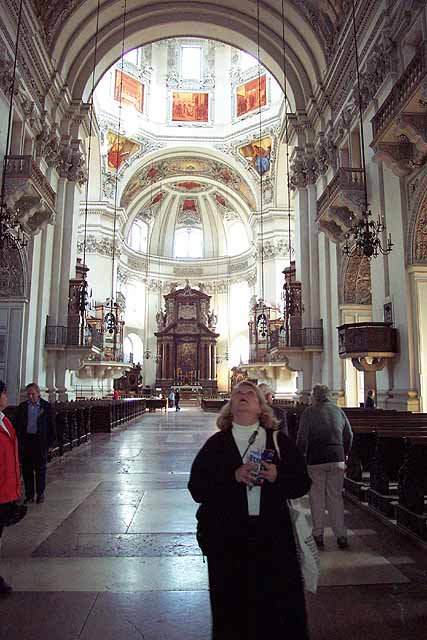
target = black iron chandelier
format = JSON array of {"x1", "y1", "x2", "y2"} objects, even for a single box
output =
[
  {"x1": 342, "y1": 209, "x2": 393, "y2": 258},
  {"x1": 343, "y1": 0, "x2": 393, "y2": 260}
]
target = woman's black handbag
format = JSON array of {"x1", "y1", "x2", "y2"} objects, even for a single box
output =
[
  {"x1": 2, "y1": 503, "x2": 28, "y2": 527},
  {"x1": 196, "y1": 505, "x2": 210, "y2": 555}
]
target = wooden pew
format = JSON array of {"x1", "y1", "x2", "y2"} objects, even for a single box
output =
[
  {"x1": 344, "y1": 412, "x2": 427, "y2": 542},
  {"x1": 201, "y1": 398, "x2": 228, "y2": 412},
  {"x1": 145, "y1": 398, "x2": 167, "y2": 413}
]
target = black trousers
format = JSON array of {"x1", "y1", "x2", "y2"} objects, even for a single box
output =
[
  {"x1": 21, "y1": 435, "x2": 47, "y2": 499},
  {"x1": 206, "y1": 518, "x2": 309, "y2": 640}
]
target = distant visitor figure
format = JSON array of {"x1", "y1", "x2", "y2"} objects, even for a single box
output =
[
  {"x1": 297, "y1": 384, "x2": 353, "y2": 551},
  {"x1": 365, "y1": 389, "x2": 376, "y2": 409},
  {"x1": 15, "y1": 383, "x2": 56, "y2": 505},
  {"x1": 175, "y1": 390, "x2": 181, "y2": 411}
]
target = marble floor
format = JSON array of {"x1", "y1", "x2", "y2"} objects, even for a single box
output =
[{"x1": 1, "y1": 408, "x2": 426, "y2": 639}]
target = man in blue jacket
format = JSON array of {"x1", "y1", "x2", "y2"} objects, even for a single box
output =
[{"x1": 15, "y1": 383, "x2": 56, "y2": 505}]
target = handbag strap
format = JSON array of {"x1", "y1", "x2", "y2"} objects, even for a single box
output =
[{"x1": 272, "y1": 430, "x2": 281, "y2": 460}]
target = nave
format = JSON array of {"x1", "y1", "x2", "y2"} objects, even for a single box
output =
[{"x1": 0, "y1": 408, "x2": 426, "y2": 640}]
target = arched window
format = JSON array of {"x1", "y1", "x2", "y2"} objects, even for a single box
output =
[
  {"x1": 227, "y1": 222, "x2": 249, "y2": 256},
  {"x1": 127, "y1": 220, "x2": 148, "y2": 252},
  {"x1": 124, "y1": 333, "x2": 144, "y2": 365},
  {"x1": 229, "y1": 335, "x2": 249, "y2": 367},
  {"x1": 174, "y1": 227, "x2": 203, "y2": 258}
]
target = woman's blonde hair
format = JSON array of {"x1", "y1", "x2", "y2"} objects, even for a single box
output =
[{"x1": 217, "y1": 380, "x2": 279, "y2": 431}]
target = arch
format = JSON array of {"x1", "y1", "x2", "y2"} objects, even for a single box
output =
[
  {"x1": 125, "y1": 331, "x2": 144, "y2": 363},
  {"x1": 47, "y1": 2, "x2": 325, "y2": 110},
  {"x1": 341, "y1": 254, "x2": 372, "y2": 305},
  {"x1": 0, "y1": 239, "x2": 29, "y2": 299},
  {"x1": 229, "y1": 334, "x2": 250, "y2": 367},
  {"x1": 409, "y1": 187, "x2": 427, "y2": 265}
]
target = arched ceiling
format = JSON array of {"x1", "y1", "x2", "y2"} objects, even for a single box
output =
[
  {"x1": 120, "y1": 153, "x2": 257, "y2": 212},
  {"x1": 32, "y1": 1, "x2": 349, "y2": 110}
]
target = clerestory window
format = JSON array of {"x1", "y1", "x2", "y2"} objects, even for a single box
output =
[{"x1": 174, "y1": 227, "x2": 203, "y2": 258}]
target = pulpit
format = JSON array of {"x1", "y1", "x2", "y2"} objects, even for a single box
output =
[{"x1": 155, "y1": 281, "x2": 219, "y2": 395}]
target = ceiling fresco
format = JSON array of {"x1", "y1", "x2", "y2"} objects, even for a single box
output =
[{"x1": 121, "y1": 156, "x2": 256, "y2": 210}]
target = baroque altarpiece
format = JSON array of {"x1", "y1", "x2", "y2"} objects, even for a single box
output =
[{"x1": 155, "y1": 282, "x2": 219, "y2": 394}]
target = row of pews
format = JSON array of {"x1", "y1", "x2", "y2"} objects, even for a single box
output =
[
  {"x1": 6, "y1": 398, "x2": 147, "y2": 460},
  {"x1": 343, "y1": 407, "x2": 427, "y2": 542}
]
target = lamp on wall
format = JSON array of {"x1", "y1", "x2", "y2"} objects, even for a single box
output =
[
  {"x1": 0, "y1": 0, "x2": 26, "y2": 249},
  {"x1": 342, "y1": 0, "x2": 393, "y2": 259}
]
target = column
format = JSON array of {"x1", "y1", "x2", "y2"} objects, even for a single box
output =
[
  {"x1": 206, "y1": 344, "x2": 211, "y2": 380},
  {"x1": 307, "y1": 181, "x2": 322, "y2": 384}
]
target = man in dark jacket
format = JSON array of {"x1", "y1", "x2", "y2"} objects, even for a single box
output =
[
  {"x1": 297, "y1": 384, "x2": 353, "y2": 550},
  {"x1": 258, "y1": 383, "x2": 288, "y2": 436},
  {"x1": 15, "y1": 383, "x2": 56, "y2": 505}
]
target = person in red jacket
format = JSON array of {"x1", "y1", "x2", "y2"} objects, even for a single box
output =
[{"x1": 0, "y1": 380, "x2": 21, "y2": 595}]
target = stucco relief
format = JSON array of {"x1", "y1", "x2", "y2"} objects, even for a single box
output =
[
  {"x1": 0, "y1": 241, "x2": 25, "y2": 297},
  {"x1": 342, "y1": 255, "x2": 372, "y2": 305},
  {"x1": 77, "y1": 235, "x2": 121, "y2": 258},
  {"x1": 414, "y1": 202, "x2": 427, "y2": 262},
  {"x1": 406, "y1": 166, "x2": 427, "y2": 265}
]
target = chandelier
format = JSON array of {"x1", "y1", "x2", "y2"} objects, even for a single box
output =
[
  {"x1": 343, "y1": 0, "x2": 393, "y2": 260},
  {"x1": 343, "y1": 209, "x2": 393, "y2": 258}
]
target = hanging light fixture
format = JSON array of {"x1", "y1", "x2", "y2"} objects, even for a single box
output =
[
  {"x1": 342, "y1": 0, "x2": 393, "y2": 259},
  {"x1": 254, "y1": 0, "x2": 268, "y2": 340},
  {"x1": 143, "y1": 166, "x2": 156, "y2": 362},
  {"x1": 0, "y1": 0, "x2": 27, "y2": 249},
  {"x1": 279, "y1": 0, "x2": 299, "y2": 346},
  {"x1": 79, "y1": 0, "x2": 101, "y2": 345},
  {"x1": 109, "y1": 0, "x2": 129, "y2": 359}
]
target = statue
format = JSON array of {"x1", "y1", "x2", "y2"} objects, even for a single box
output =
[
  {"x1": 156, "y1": 309, "x2": 166, "y2": 330},
  {"x1": 200, "y1": 301, "x2": 208, "y2": 325},
  {"x1": 208, "y1": 309, "x2": 218, "y2": 329}
]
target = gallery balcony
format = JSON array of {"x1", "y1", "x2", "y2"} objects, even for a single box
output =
[
  {"x1": 4, "y1": 155, "x2": 56, "y2": 235},
  {"x1": 371, "y1": 41, "x2": 427, "y2": 176},
  {"x1": 316, "y1": 168, "x2": 365, "y2": 241},
  {"x1": 45, "y1": 324, "x2": 133, "y2": 379},
  {"x1": 337, "y1": 322, "x2": 398, "y2": 372}
]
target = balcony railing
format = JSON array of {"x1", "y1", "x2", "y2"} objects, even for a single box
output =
[
  {"x1": 302, "y1": 327, "x2": 323, "y2": 348},
  {"x1": 249, "y1": 326, "x2": 323, "y2": 361},
  {"x1": 372, "y1": 41, "x2": 427, "y2": 143},
  {"x1": 45, "y1": 325, "x2": 103, "y2": 350},
  {"x1": 317, "y1": 168, "x2": 365, "y2": 218},
  {"x1": 5, "y1": 155, "x2": 56, "y2": 210}
]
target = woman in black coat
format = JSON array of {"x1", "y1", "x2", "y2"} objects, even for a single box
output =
[{"x1": 188, "y1": 381, "x2": 311, "y2": 640}]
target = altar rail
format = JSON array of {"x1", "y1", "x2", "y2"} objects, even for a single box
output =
[{"x1": 344, "y1": 408, "x2": 427, "y2": 543}]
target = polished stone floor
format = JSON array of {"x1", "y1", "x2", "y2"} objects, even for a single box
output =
[{"x1": 1, "y1": 408, "x2": 426, "y2": 639}]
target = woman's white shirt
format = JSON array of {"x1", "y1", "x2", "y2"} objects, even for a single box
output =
[{"x1": 232, "y1": 422, "x2": 266, "y2": 516}]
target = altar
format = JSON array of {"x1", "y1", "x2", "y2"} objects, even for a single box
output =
[{"x1": 154, "y1": 282, "x2": 219, "y2": 395}]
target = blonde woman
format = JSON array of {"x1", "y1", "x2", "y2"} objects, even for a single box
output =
[{"x1": 188, "y1": 381, "x2": 311, "y2": 640}]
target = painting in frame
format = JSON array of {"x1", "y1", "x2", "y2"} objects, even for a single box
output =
[
  {"x1": 106, "y1": 131, "x2": 140, "y2": 170},
  {"x1": 114, "y1": 69, "x2": 144, "y2": 112},
  {"x1": 236, "y1": 75, "x2": 267, "y2": 117},
  {"x1": 172, "y1": 92, "x2": 209, "y2": 123}
]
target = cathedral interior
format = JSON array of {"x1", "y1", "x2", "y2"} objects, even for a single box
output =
[{"x1": 0, "y1": 0, "x2": 427, "y2": 638}]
